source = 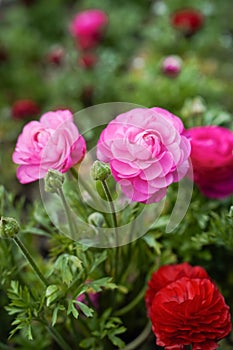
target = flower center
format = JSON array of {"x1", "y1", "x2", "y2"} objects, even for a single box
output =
[
  {"x1": 135, "y1": 130, "x2": 162, "y2": 155},
  {"x1": 34, "y1": 129, "x2": 53, "y2": 150}
]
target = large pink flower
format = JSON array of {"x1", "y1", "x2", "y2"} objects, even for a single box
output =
[
  {"x1": 97, "y1": 108, "x2": 191, "y2": 203},
  {"x1": 12, "y1": 110, "x2": 86, "y2": 184},
  {"x1": 69, "y1": 9, "x2": 108, "y2": 50},
  {"x1": 188, "y1": 126, "x2": 233, "y2": 198}
]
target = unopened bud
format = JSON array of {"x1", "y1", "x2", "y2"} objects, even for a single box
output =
[
  {"x1": 91, "y1": 161, "x2": 111, "y2": 181},
  {"x1": 44, "y1": 169, "x2": 65, "y2": 193},
  {"x1": 191, "y1": 96, "x2": 206, "y2": 115},
  {"x1": 0, "y1": 216, "x2": 20, "y2": 238},
  {"x1": 88, "y1": 212, "x2": 105, "y2": 227}
]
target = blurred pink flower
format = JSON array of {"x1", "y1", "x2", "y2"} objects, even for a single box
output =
[
  {"x1": 161, "y1": 55, "x2": 182, "y2": 78},
  {"x1": 12, "y1": 109, "x2": 86, "y2": 184},
  {"x1": 69, "y1": 9, "x2": 108, "y2": 50},
  {"x1": 97, "y1": 107, "x2": 191, "y2": 203},
  {"x1": 188, "y1": 126, "x2": 233, "y2": 198}
]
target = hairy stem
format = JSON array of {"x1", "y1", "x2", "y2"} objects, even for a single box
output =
[
  {"x1": 101, "y1": 179, "x2": 119, "y2": 279},
  {"x1": 57, "y1": 187, "x2": 76, "y2": 240},
  {"x1": 13, "y1": 236, "x2": 49, "y2": 287}
]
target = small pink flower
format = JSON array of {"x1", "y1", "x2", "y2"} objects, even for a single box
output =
[
  {"x1": 12, "y1": 99, "x2": 40, "y2": 120},
  {"x1": 12, "y1": 109, "x2": 86, "y2": 184},
  {"x1": 97, "y1": 108, "x2": 191, "y2": 203},
  {"x1": 161, "y1": 55, "x2": 182, "y2": 78},
  {"x1": 69, "y1": 9, "x2": 108, "y2": 50},
  {"x1": 188, "y1": 126, "x2": 233, "y2": 199}
]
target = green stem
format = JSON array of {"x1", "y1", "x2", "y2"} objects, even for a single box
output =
[
  {"x1": 184, "y1": 346, "x2": 192, "y2": 350},
  {"x1": 122, "y1": 322, "x2": 151, "y2": 350},
  {"x1": 70, "y1": 167, "x2": 101, "y2": 207},
  {"x1": 101, "y1": 180, "x2": 120, "y2": 280},
  {"x1": 115, "y1": 286, "x2": 146, "y2": 316},
  {"x1": 0, "y1": 341, "x2": 14, "y2": 350},
  {"x1": 46, "y1": 324, "x2": 73, "y2": 350},
  {"x1": 57, "y1": 188, "x2": 76, "y2": 240},
  {"x1": 13, "y1": 236, "x2": 49, "y2": 287}
]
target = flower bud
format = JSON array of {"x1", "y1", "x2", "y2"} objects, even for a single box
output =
[
  {"x1": 0, "y1": 216, "x2": 20, "y2": 238},
  {"x1": 91, "y1": 160, "x2": 111, "y2": 181},
  {"x1": 44, "y1": 169, "x2": 65, "y2": 193},
  {"x1": 88, "y1": 212, "x2": 105, "y2": 227}
]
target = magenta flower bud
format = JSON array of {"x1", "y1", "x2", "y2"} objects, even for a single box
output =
[
  {"x1": 161, "y1": 55, "x2": 183, "y2": 78},
  {"x1": 69, "y1": 9, "x2": 108, "y2": 50}
]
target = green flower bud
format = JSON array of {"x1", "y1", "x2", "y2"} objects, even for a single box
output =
[
  {"x1": 88, "y1": 212, "x2": 105, "y2": 227},
  {"x1": 0, "y1": 216, "x2": 20, "y2": 238},
  {"x1": 44, "y1": 169, "x2": 65, "y2": 193},
  {"x1": 91, "y1": 161, "x2": 111, "y2": 181}
]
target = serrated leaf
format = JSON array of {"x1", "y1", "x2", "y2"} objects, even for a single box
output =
[
  {"x1": 88, "y1": 277, "x2": 116, "y2": 292},
  {"x1": 108, "y1": 333, "x2": 125, "y2": 349},
  {"x1": 45, "y1": 285, "x2": 61, "y2": 306},
  {"x1": 67, "y1": 300, "x2": 79, "y2": 319},
  {"x1": 75, "y1": 301, "x2": 94, "y2": 317},
  {"x1": 143, "y1": 233, "x2": 162, "y2": 254},
  {"x1": 79, "y1": 337, "x2": 96, "y2": 348},
  {"x1": 89, "y1": 251, "x2": 107, "y2": 273},
  {"x1": 52, "y1": 304, "x2": 65, "y2": 326}
]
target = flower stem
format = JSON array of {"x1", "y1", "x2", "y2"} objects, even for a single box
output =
[
  {"x1": 46, "y1": 324, "x2": 73, "y2": 350},
  {"x1": 101, "y1": 179, "x2": 120, "y2": 278},
  {"x1": 57, "y1": 187, "x2": 76, "y2": 240},
  {"x1": 70, "y1": 167, "x2": 101, "y2": 206},
  {"x1": 184, "y1": 346, "x2": 192, "y2": 350},
  {"x1": 13, "y1": 236, "x2": 49, "y2": 287},
  {"x1": 115, "y1": 286, "x2": 146, "y2": 316},
  {"x1": 122, "y1": 322, "x2": 151, "y2": 350}
]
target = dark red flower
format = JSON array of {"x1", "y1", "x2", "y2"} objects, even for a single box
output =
[
  {"x1": 171, "y1": 9, "x2": 204, "y2": 37},
  {"x1": 145, "y1": 262, "x2": 209, "y2": 316},
  {"x1": 150, "y1": 277, "x2": 231, "y2": 350},
  {"x1": 12, "y1": 99, "x2": 40, "y2": 120}
]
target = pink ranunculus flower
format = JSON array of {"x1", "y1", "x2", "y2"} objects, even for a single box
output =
[
  {"x1": 69, "y1": 9, "x2": 108, "y2": 50},
  {"x1": 188, "y1": 126, "x2": 233, "y2": 199},
  {"x1": 97, "y1": 108, "x2": 191, "y2": 204},
  {"x1": 12, "y1": 109, "x2": 86, "y2": 184}
]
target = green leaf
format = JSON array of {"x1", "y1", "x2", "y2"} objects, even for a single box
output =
[
  {"x1": 52, "y1": 304, "x2": 65, "y2": 326},
  {"x1": 108, "y1": 333, "x2": 125, "y2": 348},
  {"x1": 89, "y1": 251, "x2": 107, "y2": 274},
  {"x1": 79, "y1": 337, "x2": 96, "y2": 349},
  {"x1": 67, "y1": 300, "x2": 79, "y2": 319},
  {"x1": 75, "y1": 301, "x2": 94, "y2": 317},
  {"x1": 45, "y1": 285, "x2": 62, "y2": 306}
]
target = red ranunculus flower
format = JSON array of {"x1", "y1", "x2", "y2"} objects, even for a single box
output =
[
  {"x1": 145, "y1": 262, "x2": 209, "y2": 316},
  {"x1": 150, "y1": 276, "x2": 232, "y2": 350},
  {"x1": 188, "y1": 126, "x2": 233, "y2": 199},
  {"x1": 171, "y1": 9, "x2": 204, "y2": 37},
  {"x1": 12, "y1": 99, "x2": 40, "y2": 120}
]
